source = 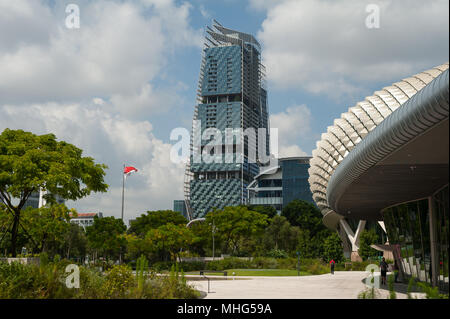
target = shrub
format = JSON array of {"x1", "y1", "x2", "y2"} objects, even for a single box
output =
[
  {"x1": 388, "y1": 274, "x2": 396, "y2": 299},
  {"x1": 267, "y1": 249, "x2": 289, "y2": 259},
  {"x1": 0, "y1": 259, "x2": 200, "y2": 299}
]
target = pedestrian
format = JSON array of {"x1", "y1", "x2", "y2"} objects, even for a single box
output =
[
  {"x1": 330, "y1": 259, "x2": 335, "y2": 274},
  {"x1": 380, "y1": 257, "x2": 388, "y2": 285}
]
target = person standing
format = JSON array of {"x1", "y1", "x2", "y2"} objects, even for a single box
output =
[
  {"x1": 380, "y1": 257, "x2": 388, "y2": 285},
  {"x1": 330, "y1": 259, "x2": 335, "y2": 274}
]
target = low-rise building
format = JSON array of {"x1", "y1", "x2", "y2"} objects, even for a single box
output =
[
  {"x1": 69, "y1": 212, "x2": 103, "y2": 228},
  {"x1": 247, "y1": 157, "x2": 314, "y2": 214}
]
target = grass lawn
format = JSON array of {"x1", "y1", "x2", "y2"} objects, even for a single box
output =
[{"x1": 186, "y1": 269, "x2": 312, "y2": 276}]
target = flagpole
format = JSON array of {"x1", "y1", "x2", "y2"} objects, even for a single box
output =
[{"x1": 121, "y1": 164, "x2": 125, "y2": 221}]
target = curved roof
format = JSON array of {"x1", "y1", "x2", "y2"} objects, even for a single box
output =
[
  {"x1": 328, "y1": 69, "x2": 449, "y2": 217},
  {"x1": 308, "y1": 62, "x2": 449, "y2": 229}
]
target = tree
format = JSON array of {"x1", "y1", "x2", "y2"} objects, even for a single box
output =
[
  {"x1": 281, "y1": 200, "x2": 332, "y2": 258},
  {"x1": 62, "y1": 223, "x2": 88, "y2": 260},
  {"x1": 358, "y1": 229, "x2": 379, "y2": 261},
  {"x1": 86, "y1": 216, "x2": 126, "y2": 260},
  {"x1": 262, "y1": 215, "x2": 300, "y2": 254},
  {"x1": 0, "y1": 129, "x2": 108, "y2": 256},
  {"x1": 323, "y1": 232, "x2": 344, "y2": 263},
  {"x1": 21, "y1": 204, "x2": 75, "y2": 255},
  {"x1": 281, "y1": 200, "x2": 325, "y2": 237},
  {"x1": 128, "y1": 210, "x2": 187, "y2": 238},
  {"x1": 145, "y1": 223, "x2": 194, "y2": 262},
  {"x1": 246, "y1": 205, "x2": 277, "y2": 219},
  {"x1": 205, "y1": 206, "x2": 268, "y2": 256}
]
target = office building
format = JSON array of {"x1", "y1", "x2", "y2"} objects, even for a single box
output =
[
  {"x1": 247, "y1": 157, "x2": 314, "y2": 214},
  {"x1": 184, "y1": 20, "x2": 270, "y2": 219}
]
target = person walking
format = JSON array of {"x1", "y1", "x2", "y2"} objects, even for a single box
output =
[
  {"x1": 380, "y1": 257, "x2": 388, "y2": 285},
  {"x1": 330, "y1": 259, "x2": 335, "y2": 275}
]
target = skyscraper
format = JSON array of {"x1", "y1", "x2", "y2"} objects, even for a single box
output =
[{"x1": 184, "y1": 20, "x2": 270, "y2": 219}]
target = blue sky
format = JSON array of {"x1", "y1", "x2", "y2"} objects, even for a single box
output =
[{"x1": 0, "y1": 0, "x2": 448, "y2": 221}]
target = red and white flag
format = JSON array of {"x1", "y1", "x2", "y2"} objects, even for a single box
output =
[{"x1": 124, "y1": 166, "x2": 138, "y2": 179}]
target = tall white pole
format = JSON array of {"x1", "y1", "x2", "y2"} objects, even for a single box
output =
[{"x1": 121, "y1": 164, "x2": 125, "y2": 221}]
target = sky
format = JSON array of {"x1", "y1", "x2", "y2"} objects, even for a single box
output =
[{"x1": 0, "y1": 0, "x2": 448, "y2": 223}]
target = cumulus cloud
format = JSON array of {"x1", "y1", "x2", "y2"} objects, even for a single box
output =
[
  {"x1": 270, "y1": 104, "x2": 311, "y2": 158},
  {"x1": 0, "y1": 0, "x2": 200, "y2": 222},
  {"x1": 258, "y1": 0, "x2": 449, "y2": 98},
  {"x1": 0, "y1": 101, "x2": 185, "y2": 221}
]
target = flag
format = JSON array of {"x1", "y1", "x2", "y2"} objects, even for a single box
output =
[{"x1": 124, "y1": 166, "x2": 138, "y2": 178}]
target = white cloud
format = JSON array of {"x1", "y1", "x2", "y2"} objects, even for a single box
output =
[
  {"x1": 270, "y1": 104, "x2": 311, "y2": 158},
  {"x1": 199, "y1": 4, "x2": 211, "y2": 19},
  {"x1": 258, "y1": 0, "x2": 449, "y2": 98},
  {"x1": 0, "y1": 101, "x2": 185, "y2": 221},
  {"x1": 0, "y1": 0, "x2": 200, "y2": 222},
  {"x1": 0, "y1": 0, "x2": 202, "y2": 104}
]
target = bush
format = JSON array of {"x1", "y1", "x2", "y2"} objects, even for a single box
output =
[
  {"x1": 101, "y1": 265, "x2": 134, "y2": 298},
  {"x1": 267, "y1": 249, "x2": 289, "y2": 259},
  {"x1": 0, "y1": 259, "x2": 200, "y2": 299},
  {"x1": 208, "y1": 257, "x2": 252, "y2": 271},
  {"x1": 151, "y1": 261, "x2": 206, "y2": 272}
]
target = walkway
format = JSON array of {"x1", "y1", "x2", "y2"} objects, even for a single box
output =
[{"x1": 187, "y1": 271, "x2": 418, "y2": 299}]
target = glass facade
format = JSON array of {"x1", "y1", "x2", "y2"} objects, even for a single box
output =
[
  {"x1": 188, "y1": 24, "x2": 269, "y2": 219},
  {"x1": 173, "y1": 200, "x2": 188, "y2": 220},
  {"x1": 281, "y1": 159, "x2": 314, "y2": 206},
  {"x1": 382, "y1": 185, "x2": 449, "y2": 293},
  {"x1": 432, "y1": 186, "x2": 449, "y2": 293}
]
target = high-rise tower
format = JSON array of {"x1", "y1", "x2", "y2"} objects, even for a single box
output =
[{"x1": 184, "y1": 20, "x2": 269, "y2": 219}]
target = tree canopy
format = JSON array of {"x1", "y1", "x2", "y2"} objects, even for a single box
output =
[
  {"x1": 358, "y1": 229, "x2": 379, "y2": 261},
  {"x1": 127, "y1": 210, "x2": 187, "y2": 238},
  {"x1": 86, "y1": 216, "x2": 126, "y2": 260},
  {"x1": 281, "y1": 200, "x2": 326, "y2": 237},
  {"x1": 205, "y1": 206, "x2": 268, "y2": 255},
  {"x1": 0, "y1": 129, "x2": 108, "y2": 256}
]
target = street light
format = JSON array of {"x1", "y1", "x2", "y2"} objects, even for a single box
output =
[
  {"x1": 209, "y1": 220, "x2": 217, "y2": 261},
  {"x1": 296, "y1": 251, "x2": 300, "y2": 276}
]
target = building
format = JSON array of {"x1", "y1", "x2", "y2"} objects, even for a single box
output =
[
  {"x1": 173, "y1": 200, "x2": 189, "y2": 220},
  {"x1": 23, "y1": 189, "x2": 65, "y2": 209},
  {"x1": 247, "y1": 157, "x2": 314, "y2": 214},
  {"x1": 184, "y1": 20, "x2": 270, "y2": 219},
  {"x1": 309, "y1": 63, "x2": 448, "y2": 292},
  {"x1": 69, "y1": 212, "x2": 103, "y2": 229}
]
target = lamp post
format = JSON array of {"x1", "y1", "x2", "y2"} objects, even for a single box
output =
[
  {"x1": 296, "y1": 251, "x2": 300, "y2": 276},
  {"x1": 210, "y1": 220, "x2": 217, "y2": 261}
]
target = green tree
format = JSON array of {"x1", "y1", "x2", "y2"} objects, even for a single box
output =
[
  {"x1": 358, "y1": 229, "x2": 379, "y2": 261},
  {"x1": 296, "y1": 228, "x2": 315, "y2": 258},
  {"x1": 323, "y1": 232, "x2": 344, "y2": 262},
  {"x1": 281, "y1": 200, "x2": 326, "y2": 238},
  {"x1": 0, "y1": 129, "x2": 108, "y2": 256},
  {"x1": 21, "y1": 204, "x2": 74, "y2": 255},
  {"x1": 145, "y1": 223, "x2": 194, "y2": 262},
  {"x1": 86, "y1": 216, "x2": 126, "y2": 260},
  {"x1": 246, "y1": 205, "x2": 277, "y2": 219},
  {"x1": 62, "y1": 223, "x2": 88, "y2": 260},
  {"x1": 128, "y1": 210, "x2": 187, "y2": 238},
  {"x1": 262, "y1": 215, "x2": 300, "y2": 254},
  {"x1": 205, "y1": 206, "x2": 268, "y2": 256}
]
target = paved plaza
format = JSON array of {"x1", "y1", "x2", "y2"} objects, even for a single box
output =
[{"x1": 188, "y1": 271, "x2": 415, "y2": 299}]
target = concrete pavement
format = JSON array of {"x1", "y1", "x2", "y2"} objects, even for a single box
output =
[{"x1": 187, "y1": 271, "x2": 415, "y2": 299}]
